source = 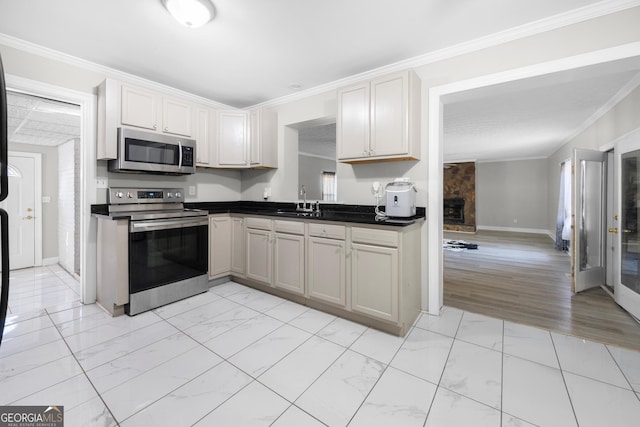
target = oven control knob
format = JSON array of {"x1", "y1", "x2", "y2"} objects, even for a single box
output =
[
  {"x1": 115, "y1": 191, "x2": 124, "y2": 198},
  {"x1": 175, "y1": 192, "x2": 182, "y2": 199},
  {"x1": 167, "y1": 192, "x2": 173, "y2": 199},
  {"x1": 127, "y1": 192, "x2": 134, "y2": 198}
]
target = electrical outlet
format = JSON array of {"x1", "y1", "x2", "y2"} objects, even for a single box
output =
[
  {"x1": 96, "y1": 177, "x2": 108, "y2": 188},
  {"x1": 188, "y1": 185, "x2": 196, "y2": 196},
  {"x1": 372, "y1": 181, "x2": 381, "y2": 196}
]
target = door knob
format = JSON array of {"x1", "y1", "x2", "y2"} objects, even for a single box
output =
[{"x1": 608, "y1": 228, "x2": 618, "y2": 234}]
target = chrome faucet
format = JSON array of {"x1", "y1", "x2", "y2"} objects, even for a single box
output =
[{"x1": 296, "y1": 185, "x2": 314, "y2": 213}]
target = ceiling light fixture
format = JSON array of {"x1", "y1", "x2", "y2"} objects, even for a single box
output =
[{"x1": 162, "y1": 0, "x2": 215, "y2": 28}]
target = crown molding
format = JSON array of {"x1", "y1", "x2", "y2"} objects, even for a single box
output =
[
  {"x1": 561, "y1": 70, "x2": 640, "y2": 144},
  {"x1": 0, "y1": 33, "x2": 234, "y2": 109},
  {"x1": 252, "y1": 0, "x2": 640, "y2": 108}
]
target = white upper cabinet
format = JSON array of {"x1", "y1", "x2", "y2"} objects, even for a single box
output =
[
  {"x1": 249, "y1": 108, "x2": 278, "y2": 168},
  {"x1": 97, "y1": 79, "x2": 278, "y2": 167},
  {"x1": 337, "y1": 69, "x2": 420, "y2": 163},
  {"x1": 121, "y1": 85, "x2": 158, "y2": 131},
  {"x1": 215, "y1": 108, "x2": 278, "y2": 169},
  {"x1": 217, "y1": 110, "x2": 249, "y2": 167},
  {"x1": 195, "y1": 105, "x2": 218, "y2": 167},
  {"x1": 121, "y1": 84, "x2": 193, "y2": 137},
  {"x1": 97, "y1": 79, "x2": 195, "y2": 160}
]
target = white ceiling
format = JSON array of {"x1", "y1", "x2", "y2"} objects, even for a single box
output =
[
  {"x1": 1, "y1": 0, "x2": 638, "y2": 160},
  {"x1": 6, "y1": 91, "x2": 80, "y2": 146}
]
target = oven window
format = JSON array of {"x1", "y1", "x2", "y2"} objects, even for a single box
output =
[
  {"x1": 129, "y1": 224, "x2": 208, "y2": 293},
  {"x1": 125, "y1": 138, "x2": 179, "y2": 165}
]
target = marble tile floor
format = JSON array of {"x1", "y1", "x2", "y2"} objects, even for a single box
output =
[
  {"x1": 5, "y1": 265, "x2": 80, "y2": 315},
  {"x1": 1, "y1": 280, "x2": 640, "y2": 426}
]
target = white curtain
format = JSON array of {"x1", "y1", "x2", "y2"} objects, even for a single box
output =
[
  {"x1": 321, "y1": 171, "x2": 337, "y2": 201},
  {"x1": 556, "y1": 160, "x2": 572, "y2": 251}
]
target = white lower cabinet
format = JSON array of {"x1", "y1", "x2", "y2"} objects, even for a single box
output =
[
  {"x1": 307, "y1": 236, "x2": 346, "y2": 307},
  {"x1": 350, "y1": 242, "x2": 399, "y2": 322},
  {"x1": 245, "y1": 217, "x2": 274, "y2": 284},
  {"x1": 230, "y1": 217, "x2": 246, "y2": 276},
  {"x1": 209, "y1": 215, "x2": 231, "y2": 278},
  {"x1": 349, "y1": 226, "x2": 401, "y2": 323},
  {"x1": 246, "y1": 227, "x2": 273, "y2": 284},
  {"x1": 208, "y1": 214, "x2": 421, "y2": 336},
  {"x1": 272, "y1": 220, "x2": 305, "y2": 295}
]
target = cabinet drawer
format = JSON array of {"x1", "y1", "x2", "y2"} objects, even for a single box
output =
[
  {"x1": 274, "y1": 219, "x2": 305, "y2": 235},
  {"x1": 245, "y1": 217, "x2": 273, "y2": 230},
  {"x1": 351, "y1": 227, "x2": 398, "y2": 247},
  {"x1": 309, "y1": 223, "x2": 346, "y2": 240}
]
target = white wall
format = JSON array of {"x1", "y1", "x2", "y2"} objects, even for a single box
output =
[
  {"x1": 477, "y1": 159, "x2": 549, "y2": 233},
  {"x1": 58, "y1": 139, "x2": 75, "y2": 273}
]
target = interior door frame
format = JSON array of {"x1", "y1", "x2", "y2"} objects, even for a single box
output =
[
  {"x1": 6, "y1": 151, "x2": 43, "y2": 268},
  {"x1": 5, "y1": 74, "x2": 98, "y2": 305}
]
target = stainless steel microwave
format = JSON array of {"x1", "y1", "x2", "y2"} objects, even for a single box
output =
[{"x1": 109, "y1": 127, "x2": 196, "y2": 175}]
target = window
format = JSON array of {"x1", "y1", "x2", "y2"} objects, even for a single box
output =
[{"x1": 321, "y1": 171, "x2": 337, "y2": 201}]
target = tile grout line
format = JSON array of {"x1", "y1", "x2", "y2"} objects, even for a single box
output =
[
  {"x1": 43, "y1": 307, "x2": 120, "y2": 425},
  {"x1": 550, "y1": 332, "x2": 580, "y2": 426}
]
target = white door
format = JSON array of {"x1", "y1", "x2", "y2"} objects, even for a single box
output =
[
  {"x1": 0, "y1": 153, "x2": 37, "y2": 270},
  {"x1": 572, "y1": 148, "x2": 606, "y2": 292},
  {"x1": 614, "y1": 130, "x2": 640, "y2": 320}
]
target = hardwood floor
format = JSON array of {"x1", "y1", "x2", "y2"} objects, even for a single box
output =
[{"x1": 443, "y1": 230, "x2": 640, "y2": 351}]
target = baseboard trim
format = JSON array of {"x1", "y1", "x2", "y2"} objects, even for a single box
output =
[
  {"x1": 42, "y1": 257, "x2": 59, "y2": 266},
  {"x1": 476, "y1": 225, "x2": 553, "y2": 236}
]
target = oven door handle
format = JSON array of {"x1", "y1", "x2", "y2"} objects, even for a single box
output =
[{"x1": 130, "y1": 216, "x2": 208, "y2": 233}]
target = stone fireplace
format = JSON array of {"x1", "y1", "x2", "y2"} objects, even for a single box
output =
[{"x1": 443, "y1": 162, "x2": 476, "y2": 232}]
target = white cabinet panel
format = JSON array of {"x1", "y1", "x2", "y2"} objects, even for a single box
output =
[
  {"x1": 336, "y1": 69, "x2": 420, "y2": 163},
  {"x1": 246, "y1": 227, "x2": 272, "y2": 284},
  {"x1": 162, "y1": 96, "x2": 192, "y2": 137},
  {"x1": 218, "y1": 110, "x2": 249, "y2": 167},
  {"x1": 121, "y1": 85, "x2": 158, "y2": 131},
  {"x1": 307, "y1": 236, "x2": 346, "y2": 307},
  {"x1": 231, "y1": 217, "x2": 246, "y2": 276},
  {"x1": 351, "y1": 243, "x2": 399, "y2": 323},
  {"x1": 274, "y1": 232, "x2": 305, "y2": 295},
  {"x1": 209, "y1": 215, "x2": 231, "y2": 278}
]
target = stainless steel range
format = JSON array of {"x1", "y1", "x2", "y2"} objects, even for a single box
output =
[{"x1": 107, "y1": 187, "x2": 209, "y2": 315}]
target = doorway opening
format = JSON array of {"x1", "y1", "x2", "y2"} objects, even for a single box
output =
[{"x1": 1, "y1": 90, "x2": 81, "y2": 314}]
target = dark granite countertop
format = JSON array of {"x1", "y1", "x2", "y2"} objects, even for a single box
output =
[{"x1": 92, "y1": 201, "x2": 425, "y2": 227}]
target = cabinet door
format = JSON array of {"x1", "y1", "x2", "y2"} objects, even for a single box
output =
[
  {"x1": 209, "y1": 216, "x2": 231, "y2": 278},
  {"x1": 231, "y1": 217, "x2": 246, "y2": 275},
  {"x1": 218, "y1": 111, "x2": 248, "y2": 167},
  {"x1": 337, "y1": 82, "x2": 370, "y2": 160},
  {"x1": 121, "y1": 85, "x2": 158, "y2": 131},
  {"x1": 196, "y1": 106, "x2": 211, "y2": 166},
  {"x1": 351, "y1": 243, "x2": 398, "y2": 322},
  {"x1": 162, "y1": 96, "x2": 192, "y2": 137},
  {"x1": 249, "y1": 108, "x2": 261, "y2": 166},
  {"x1": 307, "y1": 237, "x2": 346, "y2": 307},
  {"x1": 246, "y1": 228, "x2": 272, "y2": 283},
  {"x1": 274, "y1": 232, "x2": 305, "y2": 295},
  {"x1": 369, "y1": 71, "x2": 408, "y2": 157}
]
